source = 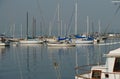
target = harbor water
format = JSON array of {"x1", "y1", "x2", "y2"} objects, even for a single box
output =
[{"x1": 0, "y1": 39, "x2": 120, "y2": 79}]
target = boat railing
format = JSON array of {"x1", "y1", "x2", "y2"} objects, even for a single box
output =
[
  {"x1": 75, "y1": 65, "x2": 120, "y2": 79},
  {"x1": 75, "y1": 64, "x2": 104, "y2": 75},
  {"x1": 102, "y1": 72, "x2": 120, "y2": 75}
]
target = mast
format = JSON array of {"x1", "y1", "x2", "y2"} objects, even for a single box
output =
[
  {"x1": 87, "y1": 16, "x2": 89, "y2": 35},
  {"x1": 91, "y1": 21, "x2": 94, "y2": 35},
  {"x1": 60, "y1": 20, "x2": 62, "y2": 36},
  {"x1": 64, "y1": 24, "x2": 67, "y2": 36},
  {"x1": 75, "y1": 0, "x2": 78, "y2": 35},
  {"x1": 98, "y1": 20, "x2": 101, "y2": 35},
  {"x1": 13, "y1": 24, "x2": 15, "y2": 38},
  {"x1": 32, "y1": 16, "x2": 36, "y2": 38},
  {"x1": 49, "y1": 22, "x2": 52, "y2": 36},
  {"x1": 26, "y1": 12, "x2": 28, "y2": 39},
  {"x1": 21, "y1": 24, "x2": 23, "y2": 38},
  {"x1": 58, "y1": 2, "x2": 60, "y2": 36}
]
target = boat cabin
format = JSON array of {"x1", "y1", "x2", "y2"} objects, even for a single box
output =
[{"x1": 75, "y1": 48, "x2": 120, "y2": 79}]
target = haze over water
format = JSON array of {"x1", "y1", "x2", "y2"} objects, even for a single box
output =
[{"x1": 0, "y1": 0, "x2": 120, "y2": 37}]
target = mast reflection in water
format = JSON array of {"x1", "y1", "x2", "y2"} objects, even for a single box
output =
[{"x1": 0, "y1": 39, "x2": 120, "y2": 79}]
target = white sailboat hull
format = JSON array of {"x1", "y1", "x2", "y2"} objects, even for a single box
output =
[
  {"x1": 47, "y1": 42, "x2": 76, "y2": 47},
  {"x1": 45, "y1": 37, "x2": 57, "y2": 43},
  {"x1": 72, "y1": 39, "x2": 93, "y2": 44},
  {"x1": 75, "y1": 40, "x2": 93, "y2": 44},
  {"x1": 0, "y1": 42, "x2": 10, "y2": 46},
  {"x1": 19, "y1": 39, "x2": 43, "y2": 44}
]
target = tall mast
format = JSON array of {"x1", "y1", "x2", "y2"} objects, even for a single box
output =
[
  {"x1": 13, "y1": 24, "x2": 15, "y2": 38},
  {"x1": 21, "y1": 24, "x2": 23, "y2": 38},
  {"x1": 75, "y1": 0, "x2": 78, "y2": 35},
  {"x1": 26, "y1": 12, "x2": 28, "y2": 39},
  {"x1": 32, "y1": 16, "x2": 36, "y2": 38},
  {"x1": 64, "y1": 24, "x2": 67, "y2": 36},
  {"x1": 49, "y1": 22, "x2": 52, "y2": 36},
  {"x1": 58, "y1": 2, "x2": 60, "y2": 36},
  {"x1": 98, "y1": 20, "x2": 101, "y2": 35},
  {"x1": 87, "y1": 16, "x2": 89, "y2": 35},
  {"x1": 60, "y1": 20, "x2": 62, "y2": 36}
]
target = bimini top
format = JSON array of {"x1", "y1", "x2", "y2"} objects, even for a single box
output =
[{"x1": 106, "y1": 48, "x2": 120, "y2": 57}]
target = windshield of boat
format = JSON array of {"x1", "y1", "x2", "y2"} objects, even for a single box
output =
[
  {"x1": 113, "y1": 57, "x2": 120, "y2": 72},
  {"x1": 92, "y1": 70, "x2": 101, "y2": 79}
]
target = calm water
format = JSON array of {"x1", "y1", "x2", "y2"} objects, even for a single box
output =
[{"x1": 0, "y1": 39, "x2": 120, "y2": 79}]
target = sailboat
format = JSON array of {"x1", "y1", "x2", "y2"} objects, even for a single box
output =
[
  {"x1": 75, "y1": 48, "x2": 120, "y2": 79},
  {"x1": 0, "y1": 34, "x2": 10, "y2": 46},
  {"x1": 72, "y1": 35, "x2": 94, "y2": 44},
  {"x1": 71, "y1": 1, "x2": 94, "y2": 44},
  {"x1": 93, "y1": 20, "x2": 107, "y2": 44},
  {"x1": 47, "y1": 40, "x2": 76, "y2": 47},
  {"x1": 19, "y1": 12, "x2": 43, "y2": 44},
  {"x1": 46, "y1": 2, "x2": 76, "y2": 47}
]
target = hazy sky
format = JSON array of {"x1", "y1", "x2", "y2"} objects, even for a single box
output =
[{"x1": 0, "y1": 0, "x2": 119, "y2": 37}]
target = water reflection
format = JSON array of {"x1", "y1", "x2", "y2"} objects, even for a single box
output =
[
  {"x1": 75, "y1": 39, "x2": 120, "y2": 75},
  {"x1": 47, "y1": 47, "x2": 65, "y2": 79},
  {"x1": 1, "y1": 39, "x2": 120, "y2": 79},
  {"x1": 12, "y1": 44, "x2": 45, "y2": 79},
  {"x1": 0, "y1": 46, "x2": 6, "y2": 60},
  {"x1": 76, "y1": 43, "x2": 116, "y2": 66},
  {"x1": 47, "y1": 46, "x2": 76, "y2": 79}
]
